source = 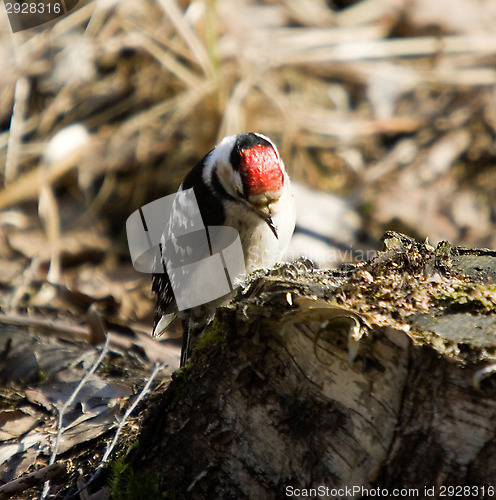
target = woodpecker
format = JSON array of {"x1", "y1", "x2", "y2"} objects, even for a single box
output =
[{"x1": 152, "y1": 132, "x2": 295, "y2": 366}]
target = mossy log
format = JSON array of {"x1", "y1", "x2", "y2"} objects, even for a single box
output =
[{"x1": 131, "y1": 233, "x2": 496, "y2": 499}]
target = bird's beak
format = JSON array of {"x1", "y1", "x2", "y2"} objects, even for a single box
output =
[
  {"x1": 254, "y1": 205, "x2": 278, "y2": 239},
  {"x1": 238, "y1": 188, "x2": 279, "y2": 239},
  {"x1": 265, "y1": 215, "x2": 278, "y2": 239}
]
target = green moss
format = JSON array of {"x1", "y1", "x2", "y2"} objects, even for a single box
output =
[
  {"x1": 37, "y1": 370, "x2": 49, "y2": 382},
  {"x1": 167, "y1": 364, "x2": 192, "y2": 408},
  {"x1": 108, "y1": 442, "x2": 158, "y2": 500},
  {"x1": 435, "y1": 240, "x2": 452, "y2": 257},
  {"x1": 191, "y1": 319, "x2": 227, "y2": 358},
  {"x1": 166, "y1": 320, "x2": 227, "y2": 408},
  {"x1": 437, "y1": 284, "x2": 496, "y2": 312}
]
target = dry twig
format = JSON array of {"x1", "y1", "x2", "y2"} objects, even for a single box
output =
[
  {"x1": 0, "y1": 462, "x2": 65, "y2": 500},
  {"x1": 40, "y1": 335, "x2": 110, "y2": 500},
  {"x1": 69, "y1": 362, "x2": 164, "y2": 498}
]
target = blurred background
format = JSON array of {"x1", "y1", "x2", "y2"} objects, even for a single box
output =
[
  {"x1": 2, "y1": 0, "x2": 496, "y2": 327},
  {"x1": 1, "y1": 0, "x2": 496, "y2": 492}
]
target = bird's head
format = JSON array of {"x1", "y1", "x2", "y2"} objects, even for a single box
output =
[{"x1": 206, "y1": 132, "x2": 286, "y2": 238}]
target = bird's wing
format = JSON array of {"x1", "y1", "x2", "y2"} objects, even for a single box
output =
[
  {"x1": 151, "y1": 269, "x2": 176, "y2": 336},
  {"x1": 152, "y1": 186, "x2": 212, "y2": 336}
]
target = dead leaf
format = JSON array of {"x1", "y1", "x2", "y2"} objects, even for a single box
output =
[{"x1": 0, "y1": 410, "x2": 39, "y2": 441}]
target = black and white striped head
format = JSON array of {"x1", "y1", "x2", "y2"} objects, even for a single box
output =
[{"x1": 203, "y1": 132, "x2": 286, "y2": 237}]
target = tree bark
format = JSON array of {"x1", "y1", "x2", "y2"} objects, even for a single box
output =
[{"x1": 132, "y1": 233, "x2": 496, "y2": 499}]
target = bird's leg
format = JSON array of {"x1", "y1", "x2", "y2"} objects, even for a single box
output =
[{"x1": 180, "y1": 322, "x2": 191, "y2": 367}]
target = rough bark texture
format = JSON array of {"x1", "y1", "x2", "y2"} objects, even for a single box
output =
[{"x1": 131, "y1": 233, "x2": 496, "y2": 499}]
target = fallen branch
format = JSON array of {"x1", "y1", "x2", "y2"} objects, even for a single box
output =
[{"x1": 0, "y1": 462, "x2": 65, "y2": 500}]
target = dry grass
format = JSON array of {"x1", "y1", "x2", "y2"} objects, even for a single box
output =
[{"x1": 1, "y1": 0, "x2": 496, "y2": 205}]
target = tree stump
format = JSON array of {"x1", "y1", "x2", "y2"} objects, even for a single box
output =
[{"x1": 131, "y1": 233, "x2": 496, "y2": 499}]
